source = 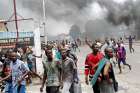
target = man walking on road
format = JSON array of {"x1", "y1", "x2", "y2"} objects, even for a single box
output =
[
  {"x1": 85, "y1": 43, "x2": 104, "y2": 93},
  {"x1": 125, "y1": 35, "x2": 135, "y2": 53},
  {"x1": 117, "y1": 43, "x2": 131, "y2": 73},
  {"x1": 10, "y1": 51, "x2": 30, "y2": 93},
  {"x1": 61, "y1": 49, "x2": 77, "y2": 93},
  {"x1": 40, "y1": 49, "x2": 62, "y2": 93}
]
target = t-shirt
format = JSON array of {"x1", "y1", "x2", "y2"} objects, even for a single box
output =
[
  {"x1": 117, "y1": 46, "x2": 126, "y2": 59},
  {"x1": 62, "y1": 57, "x2": 76, "y2": 82},
  {"x1": 42, "y1": 56, "x2": 61, "y2": 86},
  {"x1": 85, "y1": 52, "x2": 104, "y2": 79},
  {"x1": 11, "y1": 59, "x2": 29, "y2": 87}
]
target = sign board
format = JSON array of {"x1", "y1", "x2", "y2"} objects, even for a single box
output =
[
  {"x1": 0, "y1": 31, "x2": 34, "y2": 48},
  {"x1": 0, "y1": 32, "x2": 33, "y2": 39}
]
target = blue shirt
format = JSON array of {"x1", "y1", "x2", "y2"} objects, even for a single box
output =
[{"x1": 11, "y1": 59, "x2": 29, "y2": 87}]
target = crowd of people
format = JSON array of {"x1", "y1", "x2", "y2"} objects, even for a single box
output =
[
  {"x1": 85, "y1": 36, "x2": 133, "y2": 93},
  {"x1": 0, "y1": 40, "x2": 81, "y2": 93},
  {"x1": 0, "y1": 35, "x2": 134, "y2": 93}
]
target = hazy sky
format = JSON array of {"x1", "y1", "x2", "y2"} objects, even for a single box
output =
[{"x1": 0, "y1": 0, "x2": 138, "y2": 36}]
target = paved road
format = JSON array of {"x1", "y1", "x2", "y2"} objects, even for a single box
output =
[{"x1": 27, "y1": 43, "x2": 140, "y2": 93}]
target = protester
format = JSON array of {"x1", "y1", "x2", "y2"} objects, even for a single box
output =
[
  {"x1": 85, "y1": 43, "x2": 104, "y2": 93},
  {"x1": 40, "y1": 49, "x2": 62, "y2": 93},
  {"x1": 125, "y1": 35, "x2": 135, "y2": 53},
  {"x1": 26, "y1": 49, "x2": 42, "y2": 83},
  {"x1": 10, "y1": 51, "x2": 30, "y2": 93},
  {"x1": 61, "y1": 49, "x2": 77, "y2": 93},
  {"x1": 0, "y1": 50, "x2": 13, "y2": 93},
  {"x1": 116, "y1": 42, "x2": 131, "y2": 73},
  {"x1": 91, "y1": 48, "x2": 116, "y2": 93},
  {"x1": 66, "y1": 48, "x2": 80, "y2": 93}
]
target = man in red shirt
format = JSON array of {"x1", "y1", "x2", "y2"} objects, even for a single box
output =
[{"x1": 85, "y1": 43, "x2": 104, "y2": 93}]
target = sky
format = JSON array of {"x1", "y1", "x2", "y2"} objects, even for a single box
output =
[
  {"x1": 0, "y1": 0, "x2": 139, "y2": 36},
  {"x1": 113, "y1": 0, "x2": 128, "y2": 4}
]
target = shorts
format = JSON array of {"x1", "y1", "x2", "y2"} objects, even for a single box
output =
[{"x1": 118, "y1": 58, "x2": 126, "y2": 64}]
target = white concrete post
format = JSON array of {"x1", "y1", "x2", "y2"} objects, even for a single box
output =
[{"x1": 34, "y1": 28, "x2": 43, "y2": 74}]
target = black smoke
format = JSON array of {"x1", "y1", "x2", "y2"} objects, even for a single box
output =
[{"x1": 1, "y1": 0, "x2": 140, "y2": 39}]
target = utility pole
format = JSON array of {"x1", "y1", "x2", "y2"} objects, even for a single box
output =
[
  {"x1": 43, "y1": 0, "x2": 47, "y2": 45},
  {"x1": 13, "y1": 0, "x2": 19, "y2": 43}
]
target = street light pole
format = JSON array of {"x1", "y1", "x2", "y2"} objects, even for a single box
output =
[{"x1": 42, "y1": 0, "x2": 47, "y2": 45}]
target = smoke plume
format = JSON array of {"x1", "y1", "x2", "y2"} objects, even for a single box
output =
[{"x1": 0, "y1": 0, "x2": 140, "y2": 39}]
